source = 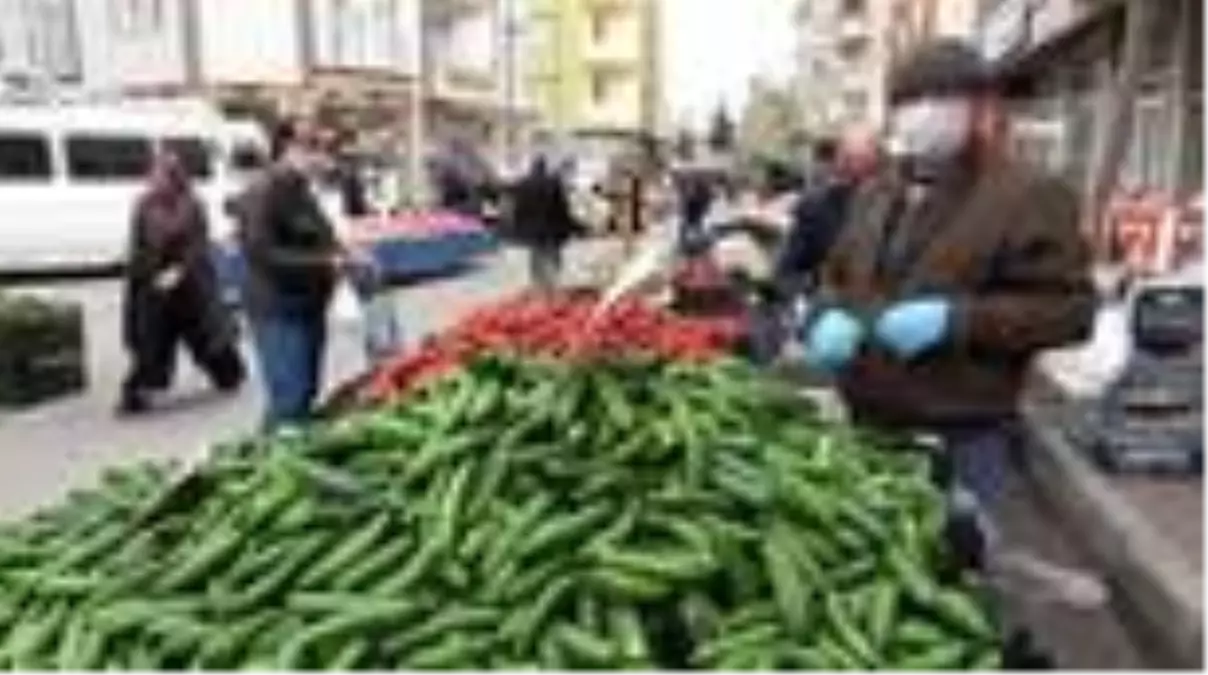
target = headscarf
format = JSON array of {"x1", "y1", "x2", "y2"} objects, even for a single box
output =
[{"x1": 140, "y1": 151, "x2": 196, "y2": 247}]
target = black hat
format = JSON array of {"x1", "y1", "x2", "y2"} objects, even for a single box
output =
[{"x1": 887, "y1": 39, "x2": 997, "y2": 105}]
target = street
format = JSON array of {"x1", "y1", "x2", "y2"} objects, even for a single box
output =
[{"x1": 0, "y1": 240, "x2": 619, "y2": 519}]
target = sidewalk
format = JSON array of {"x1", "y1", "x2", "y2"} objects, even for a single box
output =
[{"x1": 1023, "y1": 374, "x2": 1203, "y2": 667}]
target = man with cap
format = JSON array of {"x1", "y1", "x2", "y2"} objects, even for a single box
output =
[{"x1": 797, "y1": 39, "x2": 1096, "y2": 512}]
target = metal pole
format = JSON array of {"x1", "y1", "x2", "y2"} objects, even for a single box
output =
[
  {"x1": 502, "y1": 0, "x2": 519, "y2": 172},
  {"x1": 409, "y1": 0, "x2": 430, "y2": 206}
]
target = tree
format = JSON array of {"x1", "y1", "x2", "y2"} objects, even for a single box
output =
[
  {"x1": 707, "y1": 103, "x2": 736, "y2": 153},
  {"x1": 736, "y1": 79, "x2": 806, "y2": 166}
]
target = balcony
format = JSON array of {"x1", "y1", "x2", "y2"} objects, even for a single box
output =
[
  {"x1": 584, "y1": 35, "x2": 640, "y2": 70},
  {"x1": 582, "y1": 0, "x2": 637, "y2": 11},
  {"x1": 424, "y1": 0, "x2": 493, "y2": 26},
  {"x1": 838, "y1": 12, "x2": 871, "y2": 42}
]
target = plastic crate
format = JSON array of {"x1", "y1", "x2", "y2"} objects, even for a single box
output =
[{"x1": 0, "y1": 301, "x2": 86, "y2": 408}]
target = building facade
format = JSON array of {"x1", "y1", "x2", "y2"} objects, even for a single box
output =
[
  {"x1": 979, "y1": 0, "x2": 1202, "y2": 198},
  {"x1": 793, "y1": 0, "x2": 896, "y2": 135},
  {"x1": 45, "y1": 0, "x2": 423, "y2": 164},
  {"x1": 526, "y1": 0, "x2": 663, "y2": 141},
  {"x1": 0, "y1": 0, "x2": 550, "y2": 198},
  {"x1": 885, "y1": 0, "x2": 980, "y2": 65},
  {"x1": 0, "y1": 0, "x2": 83, "y2": 98}
]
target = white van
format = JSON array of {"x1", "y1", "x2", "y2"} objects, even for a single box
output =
[{"x1": 0, "y1": 103, "x2": 268, "y2": 273}]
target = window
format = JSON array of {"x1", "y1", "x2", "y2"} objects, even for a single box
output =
[
  {"x1": 591, "y1": 73, "x2": 609, "y2": 105},
  {"x1": 0, "y1": 133, "x2": 53, "y2": 181},
  {"x1": 111, "y1": 0, "x2": 165, "y2": 35},
  {"x1": 65, "y1": 135, "x2": 152, "y2": 181},
  {"x1": 1181, "y1": 96, "x2": 1203, "y2": 194},
  {"x1": 839, "y1": 36, "x2": 868, "y2": 64},
  {"x1": 162, "y1": 137, "x2": 212, "y2": 180},
  {"x1": 841, "y1": 0, "x2": 865, "y2": 18},
  {"x1": 229, "y1": 144, "x2": 267, "y2": 172},
  {"x1": 590, "y1": 11, "x2": 609, "y2": 42},
  {"x1": 842, "y1": 89, "x2": 867, "y2": 117}
]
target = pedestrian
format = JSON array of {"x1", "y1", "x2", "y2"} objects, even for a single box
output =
[
  {"x1": 775, "y1": 125, "x2": 881, "y2": 296},
  {"x1": 510, "y1": 156, "x2": 578, "y2": 293},
  {"x1": 119, "y1": 151, "x2": 245, "y2": 415},
  {"x1": 677, "y1": 171, "x2": 715, "y2": 245},
  {"x1": 798, "y1": 39, "x2": 1096, "y2": 515},
  {"x1": 233, "y1": 118, "x2": 351, "y2": 430}
]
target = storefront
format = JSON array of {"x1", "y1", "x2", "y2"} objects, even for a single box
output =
[{"x1": 981, "y1": 0, "x2": 1203, "y2": 270}]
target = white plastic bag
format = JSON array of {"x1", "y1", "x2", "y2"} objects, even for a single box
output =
[
  {"x1": 1035, "y1": 303, "x2": 1130, "y2": 399},
  {"x1": 330, "y1": 276, "x2": 363, "y2": 326}
]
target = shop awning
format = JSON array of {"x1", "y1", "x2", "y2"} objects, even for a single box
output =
[{"x1": 992, "y1": 0, "x2": 1126, "y2": 97}]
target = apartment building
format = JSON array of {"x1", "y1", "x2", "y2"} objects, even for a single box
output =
[
  {"x1": 885, "y1": 0, "x2": 980, "y2": 66},
  {"x1": 64, "y1": 0, "x2": 422, "y2": 137},
  {"x1": 423, "y1": 0, "x2": 537, "y2": 167},
  {"x1": 793, "y1": 0, "x2": 895, "y2": 135},
  {"x1": 0, "y1": 0, "x2": 82, "y2": 97},
  {"x1": 526, "y1": 0, "x2": 663, "y2": 148}
]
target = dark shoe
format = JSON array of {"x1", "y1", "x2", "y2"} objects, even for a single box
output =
[{"x1": 116, "y1": 392, "x2": 151, "y2": 416}]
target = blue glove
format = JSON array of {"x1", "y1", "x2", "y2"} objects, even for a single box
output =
[
  {"x1": 874, "y1": 297, "x2": 953, "y2": 359},
  {"x1": 800, "y1": 308, "x2": 865, "y2": 372}
]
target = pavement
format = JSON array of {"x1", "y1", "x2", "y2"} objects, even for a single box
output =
[
  {"x1": 0, "y1": 238, "x2": 623, "y2": 520},
  {"x1": 1024, "y1": 375, "x2": 1204, "y2": 668}
]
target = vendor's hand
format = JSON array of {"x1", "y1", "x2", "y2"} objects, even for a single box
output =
[
  {"x1": 800, "y1": 307, "x2": 865, "y2": 372},
  {"x1": 873, "y1": 297, "x2": 953, "y2": 359},
  {"x1": 153, "y1": 266, "x2": 183, "y2": 291}
]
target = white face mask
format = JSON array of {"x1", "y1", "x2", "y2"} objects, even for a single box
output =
[{"x1": 889, "y1": 98, "x2": 973, "y2": 161}]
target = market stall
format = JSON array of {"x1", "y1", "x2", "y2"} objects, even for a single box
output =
[
  {"x1": 0, "y1": 275, "x2": 1079, "y2": 670},
  {"x1": 212, "y1": 210, "x2": 499, "y2": 306}
]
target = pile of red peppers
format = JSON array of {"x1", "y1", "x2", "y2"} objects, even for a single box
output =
[{"x1": 362, "y1": 291, "x2": 743, "y2": 401}]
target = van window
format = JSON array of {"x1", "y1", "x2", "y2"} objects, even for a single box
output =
[
  {"x1": 0, "y1": 133, "x2": 52, "y2": 181},
  {"x1": 229, "y1": 143, "x2": 266, "y2": 171},
  {"x1": 65, "y1": 135, "x2": 152, "y2": 181},
  {"x1": 163, "y1": 137, "x2": 212, "y2": 179}
]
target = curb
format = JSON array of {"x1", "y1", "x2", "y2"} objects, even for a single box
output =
[{"x1": 1020, "y1": 398, "x2": 1203, "y2": 668}]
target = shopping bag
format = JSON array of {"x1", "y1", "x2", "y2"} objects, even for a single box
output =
[
  {"x1": 330, "y1": 276, "x2": 363, "y2": 326},
  {"x1": 363, "y1": 292, "x2": 404, "y2": 364}
]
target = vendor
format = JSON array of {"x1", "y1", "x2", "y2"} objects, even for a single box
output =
[{"x1": 798, "y1": 39, "x2": 1096, "y2": 511}]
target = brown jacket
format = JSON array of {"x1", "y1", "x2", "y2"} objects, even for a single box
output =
[{"x1": 818, "y1": 159, "x2": 1095, "y2": 428}]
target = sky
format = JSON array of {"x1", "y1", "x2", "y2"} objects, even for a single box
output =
[{"x1": 662, "y1": 0, "x2": 797, "y2": 132}]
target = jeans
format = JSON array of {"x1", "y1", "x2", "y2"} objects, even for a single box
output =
[
  {"x1": 941, "y1": 424, "x2": 1012, "y2": 508},
  {"x1": 249, "y1": 310, "x2": 327, "y2": 430},
  {"x1": 529, "y1": 243, "x2": 563, "y2": 292}
]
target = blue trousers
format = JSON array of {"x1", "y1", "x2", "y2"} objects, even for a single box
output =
[
  {"x1": 941, "y1": 424, "x2": 1013, "y2": 510},
  {"x1": 249, "y1": 310, "x2": 327, "y2": 430}
]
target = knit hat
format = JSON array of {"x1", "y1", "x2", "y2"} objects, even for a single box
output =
[{"x1": 887, "y1": 39, "x2": 997, "y2": 105}]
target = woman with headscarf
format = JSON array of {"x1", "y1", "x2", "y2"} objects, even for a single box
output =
[{"x1": 119, "y1": 151, "x2": 245, "y2": 415}]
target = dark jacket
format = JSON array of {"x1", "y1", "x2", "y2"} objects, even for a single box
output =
[
  {"x1": 679, "y1": 175, "x2": 714, "y2": 227},
  {"x1": 122, "y1": 192, "x2": 226, "y2": 353},
  {"x1": 234, "y1": 167, "x2": 339, "y2": 317},
  {"x1": 775, "y1": 179, "x2": 857, "y2": 291},
  {"x1": 818, "y1": 159, "x2": 1096, "y2": 428},
  {"x1": 510, "y1": 169, "x2": 577, "y2": 245}
]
